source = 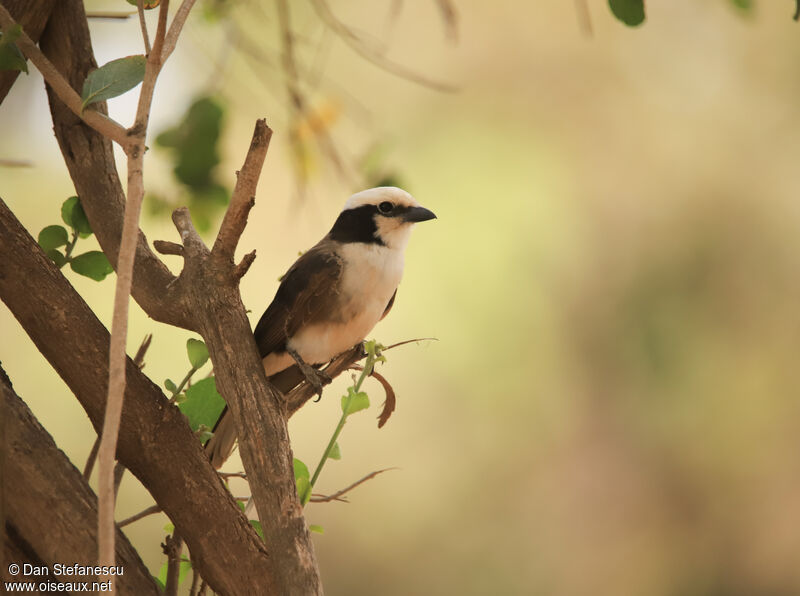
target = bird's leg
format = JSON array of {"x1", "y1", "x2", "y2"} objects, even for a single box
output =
[{"x1": 286, "y1": 347, "x2": 331, "y2": 399}]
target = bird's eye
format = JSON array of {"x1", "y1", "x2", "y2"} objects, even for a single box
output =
[{"x1": 377, "y1": 201, "x2": 394, "y2": 214}]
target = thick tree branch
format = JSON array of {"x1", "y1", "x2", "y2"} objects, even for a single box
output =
[
  {"x1": 0, "y1": 198, "x2": 275, "y2": 595},
  {"x1": 0, "y1": 366, "x2": 159, "y2": 594},
  {"x1": 161, "y1": 122, "x2": 323, "y2": 593}
]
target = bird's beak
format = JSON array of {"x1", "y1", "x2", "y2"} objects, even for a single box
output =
[{"x1": 403, "y1": 206, "x2": 437, "y2": 223}]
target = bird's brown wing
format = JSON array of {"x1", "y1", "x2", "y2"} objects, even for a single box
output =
[
  {"x1": 253, "y1": 242, "x2": 343, "y2": 358},
  {"x1": 381, "y1": 289, "x2": 397, "y2": 321}
]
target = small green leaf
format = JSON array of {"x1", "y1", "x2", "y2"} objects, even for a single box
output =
[
  {"x1": 608, "y1": 0, "x2": 645, "y2": 26},
  {"x1": 61, "y1": 196, "x2": 93, "y2": 236},
  {"x1": 0, "y1": 25, "x2": 28, "y2": 74},
  {"x1": 173, "y1": 393, "x2": 187, "y2": 404},
  {"x1": 309, "y1": 524, "x2": 324, "y2": 534},
  {"x1": 38, "y1": 225, "x2": 69, "y2": 252},
  {"x1": 186, "y1": 338, "x2": 209, "y2": 369},
  {"x1": 341, "y1": 388, "x2": 370, "y2": 415},
  {"x1": 164, "y1": 523, "x2": 174, "y2": 533},
  {"x1": 164, "y1": 378, "x2": 177, "y2": 393},
  {"x1": 178, "y1": 377, "x2": 226, "y2": 438},
  {"x1": 125, "y1": 0, "x2": 162, "y2": 8},
  {"x1": 293, "y1": 458, "x2": 310, "y2": 481},
  {"x1": 293, "y1": 458, "x2": 311, "y2": 505},
  {"x1": 250, "y1": 519, "x2": 265, "y2": 540},
  {"x1": 81, "y1": 55, "x2": 146, "y2": 110},
  {"x1": 70, "y1": 251, "x2": 114, "y2": 281},
  {"x1": 729, "y1": 0, "x2": 752, "y2": 11},
  {"x1": 329, "y1": 441, "x2": 341, "y2": 460},
  {"x1": 46, "y1": 249, "x2": 67, "y2": 268}
]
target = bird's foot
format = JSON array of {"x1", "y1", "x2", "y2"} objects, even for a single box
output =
[{"x1": 287, "y1": 348, "x2": 331, "y2": 399}]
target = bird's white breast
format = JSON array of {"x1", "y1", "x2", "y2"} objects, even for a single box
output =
[{"x1": 286, "y1": 242, "x2": 405, "y2": 366}]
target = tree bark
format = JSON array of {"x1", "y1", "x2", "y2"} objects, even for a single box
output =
[
  {"x1": 1, "y1": 365, "x2": 160, "y2": 594},
  {"x1": 0, "y1": 198, "x2": 276, "y2": 595}
]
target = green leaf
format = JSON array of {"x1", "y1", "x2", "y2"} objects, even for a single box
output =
[
  {"x1": 164, "y1": 378, "x2": 177, "y2": 393},
  {"x1": 0, "y1": 25, "x2": 28, "y2": 74},
  {"x1": 80, "y1": 55, "x2": 146, "y2": 110},
  {"x1": 70, "y1": 251, "x2": 114, "y2": 281},
  {"x1": 293, "y1": 458, "x2": 311, "y2": 505},
  {"x1": 178, "y1": 377, "x2": 226, "y2": 439},
  {"x1": 38, "y1": 225, "x2": 69, "y2": 252},
  {"x1": 329, "y1": 441, "x2": 341, "y2": 460},
  {"x1": 309, "y1": 524, "x2": 324, "y2": 534},
  {"x1": 296, "y1": 477, "x2": 312, "y2": 506},
  {"x1": 729, "y1": 0, "x2": 752, "y2": 11},
  {"x1": 46, "y1": 249, "x2": 67, "y2": 268},
  {"x1": 608, "y1": 0, "x2": 645, "y2": 26},
  {"x1": 293, "y1": 458, "x2": 310, "y2": 481},
  {"x1": 249, "y1": 519, "x2": 265, "y2": 540},
  {"x1": 125, "y1": 0, "x2": 162, "y2": 8},
  {"x1": 186, "y1": 338, "x2": 209, "y2": 369},
  {"x1": 156, "y1": 97, "x2": 225, "y2": 189},
  {"x1": 164, "y1": 523, "x2": 174, "y2": 533},
  {"x1": 341, "y1": 388, "x2": 370, "y2": 415},
  {"x1": 61, "y1": 196, "x2": 93, "y2": 237}
]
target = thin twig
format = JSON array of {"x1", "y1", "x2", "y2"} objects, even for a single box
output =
[
  {"x1": 433, "y1": 0, "x2": 459, "y2": 42},
  {"x1": 0, "y1": 159, "x2": 33, "y2": 168},
  {"x1": 309, "y1": 0, "x2": 456, "y2": 92},
  {"x1": 574, "y1": 0, "x2": 593, "y2": 37},
  {"x1": 137, "y1": 0, "x2": 152, "y2": 54},
  {"x1": 98, "y1": 0, "x2": 191, "y2": 583},
  {"x1": 118, "y1": 504, "x2": 162, "y2": 527},
  {"x1": 133, "y1": 333, "x2": 153, "y2": 369},
  {"x1": 162, "y1": 0, "x2": 198, "y2": 61},
  {"x1": 83, "y1": 435, "x2": 101, "y2": 480},
  {"x1": 85, "y1": 11, "x2": 137, "y2": 19},
  {"x1": 309, "y1": 468, "x2": 396, "y2": 503},
  {"x1": 0, "y1": 6, "x2": 129, "y2": 148},
  {"x1": 163, "y1": 532, "x2": 184, "y2": 596},
  {"x1": 219, "y1": 471, "x2": 248, "y2": 480},
  {"x1": 384, "y1": 337, "x2": 438, "y2": 351},
  {"x1": 212, "y1": 120, "x2": 271, "y2": 262},
  {"x1": 189, "y1": 565, "x2": 201, "y2": 596}
]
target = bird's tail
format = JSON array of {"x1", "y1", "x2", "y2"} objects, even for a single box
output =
[{"x1": 204, "y1": 365, "x2": 307, "y2": 469}]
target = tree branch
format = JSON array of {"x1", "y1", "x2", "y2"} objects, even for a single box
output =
[
  {"x1": 0, "y1": 366, "x2": 160, "y2": 594},
  {"x1": 164, "y1": 122, "x2": 323, "y2": 592},
  {"x1": 0, "y1": 0, "x2": 56, "y2": 103},
  {"x1": 39, "y1": 0, "x2": 191, "y2": 330},
  {"x1": 0, "y1": 197, "x2": 274, "y2": 595},
  {"x1": 212, "y1": 119, "x2": 271, "y2": 262},
  {"x1": 0, "y1": 3, "x2": 130, "y2": 147}
]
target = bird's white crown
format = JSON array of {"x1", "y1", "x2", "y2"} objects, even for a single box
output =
[{"x1": 342, "y1": 187, "x2": 420, "y2": 211}]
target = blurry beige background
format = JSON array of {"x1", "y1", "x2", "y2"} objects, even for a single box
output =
[{"x1": 4, "y1": 1, "x2": 800, "y2": 594}]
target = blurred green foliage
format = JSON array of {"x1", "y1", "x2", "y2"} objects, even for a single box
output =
[{"x1": 149, "y1": 96, "x2": 229, "y2": 232}]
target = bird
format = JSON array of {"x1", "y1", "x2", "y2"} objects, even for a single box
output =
[{"x1": 206, "y1": 186, "x2": 436, "y2": 468}]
